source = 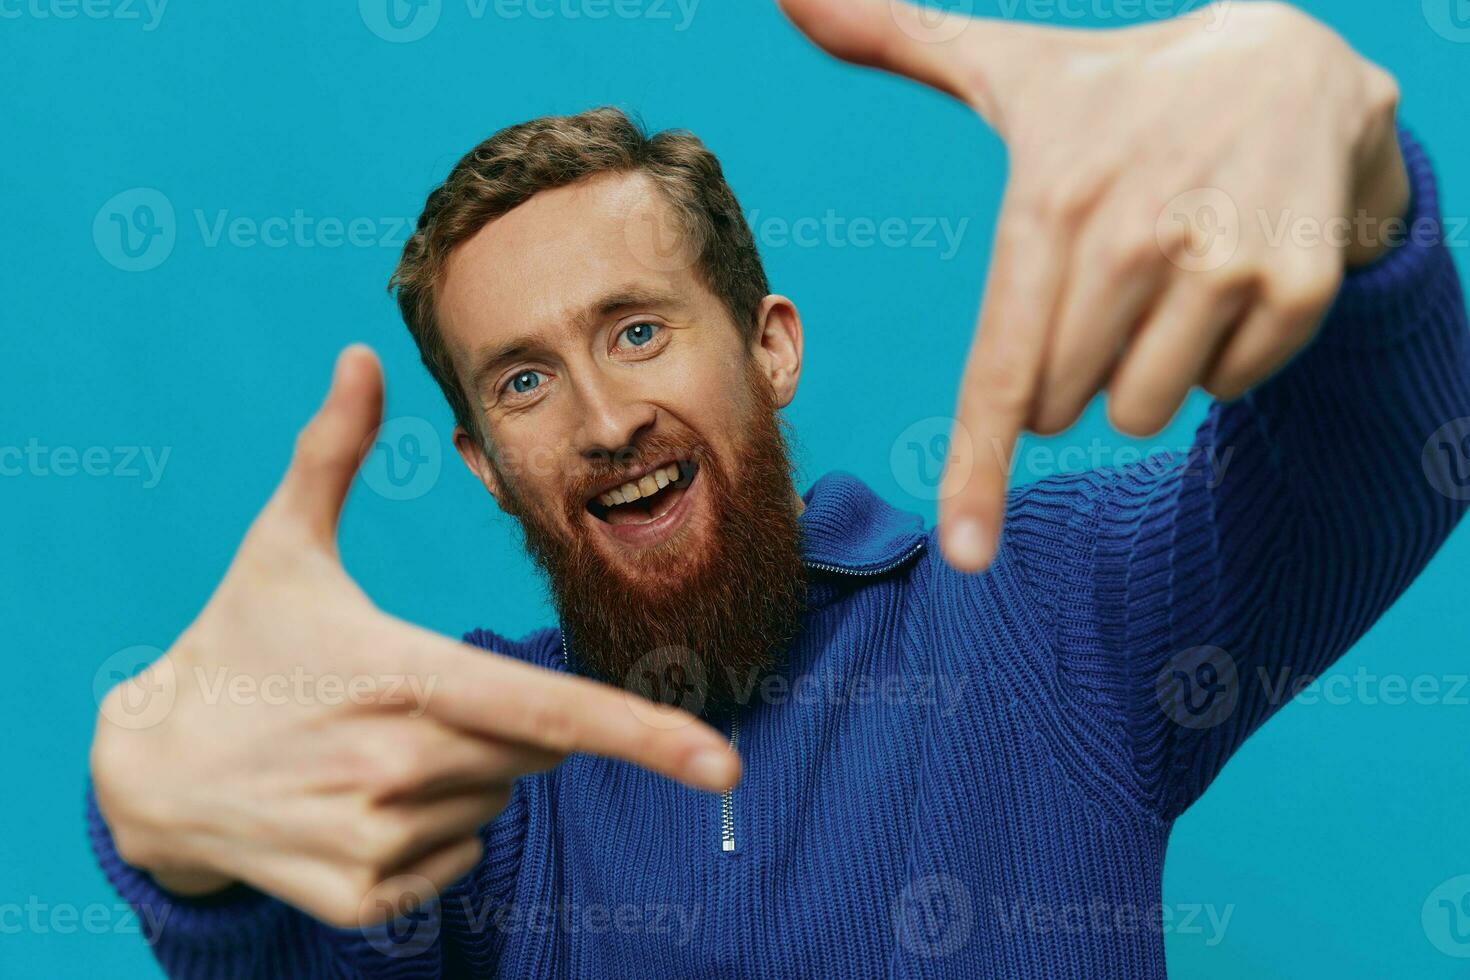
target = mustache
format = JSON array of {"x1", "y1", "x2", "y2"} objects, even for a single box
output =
[
  {"x1": 563, "y1": 437, "x2": 715, "y2": 511},
  {"x1": 493, "y1": 433, "x2": 718, "y2": 524},
  {"x1": 528, "y1": 391, "x2": 806, "y2": 717}
]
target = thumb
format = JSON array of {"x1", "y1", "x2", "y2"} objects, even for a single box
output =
[
  {"x1": 272, "y1": 345, "x2": 385, "y2": 547},
  {"x1": 775, "y1": 0, "x2": 989, "y2": 103},
  {"x1": 776, "y1": 0, "x2": 1029, "y2": 125}
]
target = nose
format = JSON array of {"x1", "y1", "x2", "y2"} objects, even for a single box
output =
[{"x1": 570, "y1": 369, "x2": 657, "y2": 464}]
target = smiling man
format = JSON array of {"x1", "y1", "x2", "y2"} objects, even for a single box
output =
[
  {"x1": 86, "y1": 1, "x2": 1470, "y2": 978},
  {"x1": 416, "y1": 155, "x2": 811, "y2": 714}
]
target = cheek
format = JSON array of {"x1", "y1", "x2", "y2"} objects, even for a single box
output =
[
  {"x1": 662, "y1": 337, "x2": 757, "y2": 418},
  {"x1": 666, "y1": 362, "x2": 751, "y2": 441},
  {"x1": 489, "y1": 438, "x2": 573, "y2": 511}
]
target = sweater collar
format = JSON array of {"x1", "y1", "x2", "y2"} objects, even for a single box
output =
[
  {"x1": 798, "y1": 471, "x2": 928, "y2": 575},
  {"x1": 556, "y1": 472, "x2": 925, "y2": 673}
]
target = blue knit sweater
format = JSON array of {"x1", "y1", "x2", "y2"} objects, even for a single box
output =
[{"x1": 87, "y1": 127, "x2": 1469, "y2": 978}]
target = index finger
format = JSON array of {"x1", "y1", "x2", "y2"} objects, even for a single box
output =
[
  {"x1": 940, "y1": 190, "x2": 1067, "y2": 572},
  {"x1": 402, "y1": 623, "x2": 741, "y2": 793}
]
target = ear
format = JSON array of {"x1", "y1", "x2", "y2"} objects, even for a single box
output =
[
  {"x1": 751, "y1": 294, "x2": 804, "y2": 409},
  {"x1": 453, "y1": 424, "x2": 505, "y2": 508}
]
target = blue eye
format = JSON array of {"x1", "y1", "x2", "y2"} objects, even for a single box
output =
[
  {"x1": 507, "y1": 370, "x2": 543, "y2": 395},
  {"x1": 620, "y1": 322, "x2": 659, "y2": 347}
]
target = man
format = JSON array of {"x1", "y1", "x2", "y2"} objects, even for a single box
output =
[{"x1": 86, "y1": 1, "x2": 1468, "y2": 977}]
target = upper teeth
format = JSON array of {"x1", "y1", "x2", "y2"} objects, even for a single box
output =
[{"x1": 599, "y1": 462, "x2": 682, "y2": 506}]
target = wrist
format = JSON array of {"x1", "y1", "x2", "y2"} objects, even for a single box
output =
[
  {"x1": 147, "y1": 867, "x2": 237, "y2": 898},
  {"x1": 1344, "y1": 73, "x2": 1408, "y2": 269}
]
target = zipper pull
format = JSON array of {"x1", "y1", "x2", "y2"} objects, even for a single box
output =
[{"x1": 720, "y1": 714, "x2": 740, "y2": 853}]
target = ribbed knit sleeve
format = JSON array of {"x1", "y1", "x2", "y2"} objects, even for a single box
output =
[
  {"x1": 81, "y1": 628, "x2": 551, "y2": 977},
  {"x1": 84, "y1": 779, "x2": 392, "y2": 977},
  {"x1": 1008, "y1": 125, "x2": 1470, "y2": 820}
]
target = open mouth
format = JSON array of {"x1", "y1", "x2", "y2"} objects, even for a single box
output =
[{"x1": 586, "y1": 459, "x2": 699, "y2": 527}]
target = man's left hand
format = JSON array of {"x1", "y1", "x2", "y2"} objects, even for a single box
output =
[{"x1": 777, "y1": 0, "x2": 1407, "y2": 571}]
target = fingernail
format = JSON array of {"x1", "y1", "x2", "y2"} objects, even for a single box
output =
[
  {"x1": 327, "y1": 346, "x2": 356, "y2": 397},
  {"x1": 689, "y1": 747, "x2": 739, "y2": 791},
  {"x1": 336, "y1": 345, "x2": 359, "y2": 372},
  {"x1": 946, "y1": 517, "x2": 993, "y2": 572},
  {"x1": 336, "y1": 343, "x2": 373, "y2": 380}
]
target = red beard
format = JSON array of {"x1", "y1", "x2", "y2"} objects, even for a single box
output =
[{"x1": 491, "y1": 370, "x2": 807, "y2": 718}]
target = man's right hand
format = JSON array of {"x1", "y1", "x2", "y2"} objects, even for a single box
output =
[{"x1": 89, "y1": 345, "x2": 741, "y2": 929}]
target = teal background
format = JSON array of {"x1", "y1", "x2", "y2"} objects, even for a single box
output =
[{"x1": 3, "y1": 0, "x2": 1468, "y2": 976}]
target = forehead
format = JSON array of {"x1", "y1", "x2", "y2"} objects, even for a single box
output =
[{"x1": 436, "y1": 170, "x2": 704, "y2": 356}]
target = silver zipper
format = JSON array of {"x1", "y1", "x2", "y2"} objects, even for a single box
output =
[
  {"x1": 804, "y1": 540, "x2": 926, "y2": 578},
  {"x1": 713, "y1": 542, "x2": 921, "y2": 852},
  {"x1": 720, "y1": 713, "x2": 740, "y2": 852},
  {"x1": 562, "y1": 632, "x2": 743, "y2": 853},
  {"x1": 556, "y1": 540, "x2": 923, "y2": 856}
]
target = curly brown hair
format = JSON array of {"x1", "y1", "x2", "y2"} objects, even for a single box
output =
[{"x1": 389, "y1": 106, "x2": 769, "y2": 438}]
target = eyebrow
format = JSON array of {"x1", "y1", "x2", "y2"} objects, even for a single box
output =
[{"x1": 466, "y1": 283, "x2": 686, "y2": 393}]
